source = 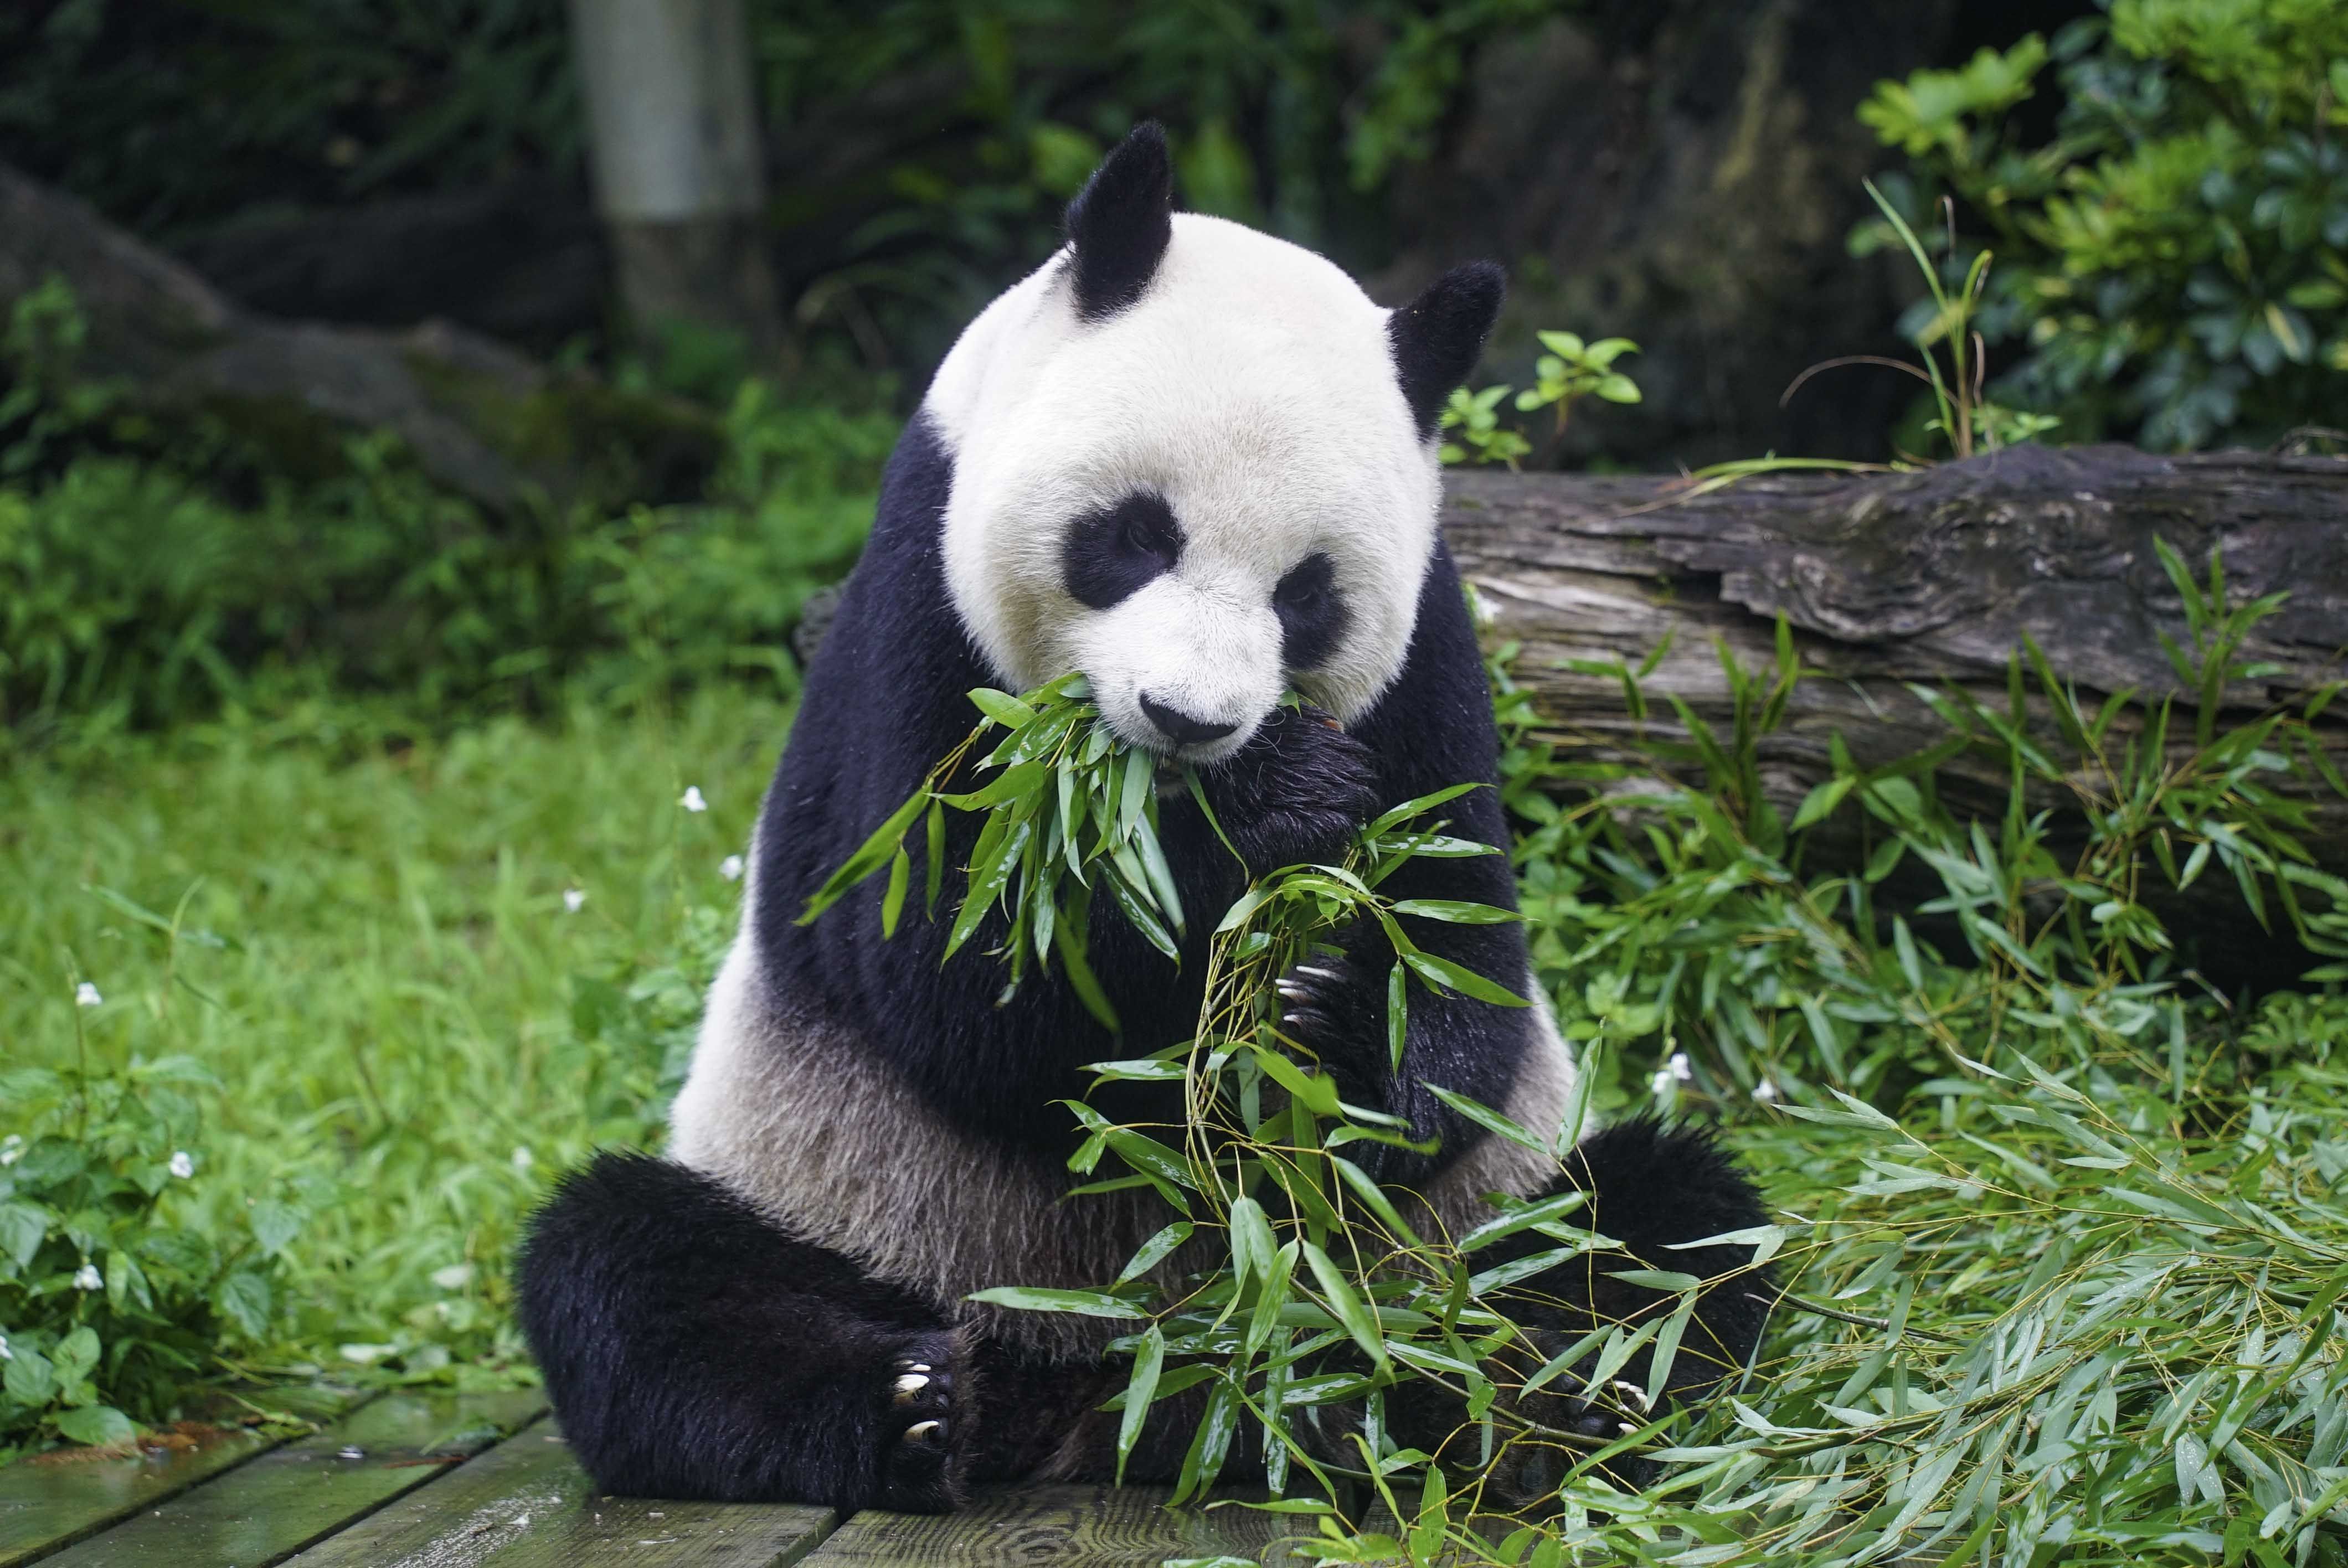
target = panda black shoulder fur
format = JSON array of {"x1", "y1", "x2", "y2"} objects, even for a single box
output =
[{"x1": 517, "y1": 124, "x2": 1770, "y2": 1512}]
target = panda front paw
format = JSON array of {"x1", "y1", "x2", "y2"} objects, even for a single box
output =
[
  {"x1": 1203, "y1": 704, "x2": 1380, "y2": 872},
  {"x1": 874, "y1": 1334, "x2": 966, "y2": 1512}
]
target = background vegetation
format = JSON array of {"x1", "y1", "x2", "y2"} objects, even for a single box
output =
[{"x1": 3, "y1": 3, "x2": 2345, "y2": 1563}]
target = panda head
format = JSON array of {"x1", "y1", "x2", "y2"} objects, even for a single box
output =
[{"x1": 926, "y1": 123, "x2": 1503, "y2": 764}]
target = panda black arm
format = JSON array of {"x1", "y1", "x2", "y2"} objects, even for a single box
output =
[{"x1": 1310, "y1": 542, "x2": 1546, "y2": 1188}]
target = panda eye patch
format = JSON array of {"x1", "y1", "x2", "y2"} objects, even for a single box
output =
[
  {"x1": 1062, "y1": 492, "x2": 1183, "y2": 610},
  {"x1": 1274, "y1": 552, "x2": 1350, "y2": 670}
]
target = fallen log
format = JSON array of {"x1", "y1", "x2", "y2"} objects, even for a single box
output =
[
  {"x1": 0, "y1": 162, "x2": 715, "y2": 509},
  {"x1": 1443, "y1": 444, "x2": 2348, "y2": 982}
]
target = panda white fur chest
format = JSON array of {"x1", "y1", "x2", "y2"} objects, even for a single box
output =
[{"x1": 518, "y1": 123, "x2": 1770, "y2": 1514}]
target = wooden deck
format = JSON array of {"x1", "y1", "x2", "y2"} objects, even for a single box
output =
[{"x1": 0, "y1": 1390, "x2": 1297, "y2": 1567}]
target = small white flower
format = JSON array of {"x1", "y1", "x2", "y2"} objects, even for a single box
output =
[
  {"x1": 718, "y1": 854, "x2": 745, "y2": 881},
  {"x1": 75, "y1": 982, "x2": 102, "y2": 1008},
  {"x1": 1669, "y1": 1051, "x2": 1693, "y2": 1082},
  {"x1": 74, "y1": 1263, "x2": 102, "y2": 1291},
  {"x1": 0, "y1": 1134, "x2": 22, "y2": 1166},
  {"x1": 1650, "y1": 1068, "x2": 1675, "y2": 1098},
  {"x1": 1754, "y1": 1079, "x2": 1778, "y2": 1102},
  {"x1": 679, "y1": 786, "x2": 708, "y2": 813},
  {"x1": 0, "y1": 1333, "x2": 13, "y2": 1361},
  {"x1": 169, "y1": 1151, "x2": 195, "y2": 1179},
  {"x1": 563, "y1": 888, "x2": 586, "y2": 912},
  {"x1": 511, "y1": 1146, "x2": 535, "y2": 1172}
]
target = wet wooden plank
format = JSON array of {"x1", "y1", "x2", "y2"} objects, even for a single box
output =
[
  {"x1": 282, "y1": 1420, "x2": 839, "y2": 1568},
  {"x1": 805, "y1": 1485, "x2": 1289, "y2": 1567},
  {"x1": 0, "y1": 1386, "x2": 365, "y2": 1568},
  {"x1": 37, "y1": 1389, "x2": 544, "y2": 1568}
]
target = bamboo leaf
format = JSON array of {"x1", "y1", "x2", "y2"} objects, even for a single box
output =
[
  {"x1": 799, "y1": 788, "x2": 928, "y2": 922},
  {"x1": 1303, "y1": 1242, "x2": 1388, "y2": 1373},
  {"x1": 965, "y1": 1286, "x2": 1144, "y2": 1318},
  {"x1": 1401, "y1": 951, "x2": 1530, "y2": 1007},
  {"x1": 1426, "y1": 1083, "x2": 1547, "y2": 1153},
  {"x1": 880, "y1": 845, "x2": 911, "y2": 937},
  {"x1": 966, "y1": 687, "x2": 1038, "y2": 728},
  {"x1": 1114, "y1": 1323, "x2": 1163, "y2": 1483}
]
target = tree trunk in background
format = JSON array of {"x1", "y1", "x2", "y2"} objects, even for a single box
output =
[
  {"x1": 568, "y1": 0, "x2": 783, "y2": 374},
  {"x1": 1440, "y1": 445, "x2": 2348, "y2": 984}
]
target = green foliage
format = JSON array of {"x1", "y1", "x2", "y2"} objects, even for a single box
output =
[
  {"x1": 0, "y1": 1050, "x2": 302, "y2": 1454},
  {"x1": 0, "y1": 0, "x2": 580, "y2": 233},
  {"x1": 946, "y1": 550, "x2": 2348, "y2": 1564},
  {"x1": 0, "y1": 284, "x2": 893, "y2": 736},
  {"x1": 761, "y1": 0, "x2": 1575, "y2": 351},
  {"x1": 2, "y1": 687, "x2": 770, "y2": 1451},
  {"x1": 1439, "y1": 331, "x2": 1644, "y2": 468},
  {"x1": 800, "y1": 674, "x2": 1183, "y2": 1031},
  {"x1": 1800, "y1": 183, "x2": 2063, "y2": 461},
  {"x1": 1855, "y1": 1, "x2": 2348, "y2": 450}
]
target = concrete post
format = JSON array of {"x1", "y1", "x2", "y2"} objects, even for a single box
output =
[{"x1": 568, "y1": 0, "x2": 784, "y2": 372}]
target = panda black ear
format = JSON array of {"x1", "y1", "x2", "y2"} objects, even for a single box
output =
[
  {"x1": 1388, "y1": 262, "x2": 1506, "y2": 439},
  {"x1": 1064, "y1": 122, "x2": 1175, "y2": 322}
]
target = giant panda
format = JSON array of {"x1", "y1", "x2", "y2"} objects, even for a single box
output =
[{"x1": 517, "y1": 123, "x2": 1769, "y2": 1513}]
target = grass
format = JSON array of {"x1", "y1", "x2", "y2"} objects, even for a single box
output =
[{"x1": 1, "y1": 686, "x2": 783, "y2": 1390}]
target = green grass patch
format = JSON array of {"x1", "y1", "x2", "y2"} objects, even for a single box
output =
[{"x1": 1, "y1": 688, "x2": 781, "y2": 1448}]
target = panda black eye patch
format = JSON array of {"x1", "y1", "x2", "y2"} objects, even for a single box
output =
[
  {"x1": 1061, "y1": 492, "x2": 1183, "y2": 610},
  {"x1": 1274, "y1": 551, "x2": 1350, "y2": 670}
]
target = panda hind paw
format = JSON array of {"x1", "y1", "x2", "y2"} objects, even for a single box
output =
[{"x1": 875, "y1": 1337, "x2": 965, "y2": 1512}]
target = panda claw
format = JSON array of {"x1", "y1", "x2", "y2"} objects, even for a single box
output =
[
  {"x1": 896, "y1": 1360, "x2": 932, "y2": 1374},
  {"x1": 1275, "y1": 979, "x2": 1310, "y2": 1003},
  {"x1": 1293, "y1": 964, "x2": 1340, "y2": 982},
  {"x1": 893, "y1": 1373, "x2": 930, "y2": 1404},
  {"x1": 904, "y1": 1419, "x2": 945, "y2": 1446}
]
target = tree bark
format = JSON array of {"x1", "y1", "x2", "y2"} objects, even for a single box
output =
[
  {"x1": 0, "y1": 161, "x2": 717, "y2": 509},
  {"x1": 1441, "y1": 445, "x2": 2348, "y2": 979}
]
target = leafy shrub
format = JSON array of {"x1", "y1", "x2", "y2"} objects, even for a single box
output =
[
  {"x1": 1, "y1": 1048, "x2": 302, "y2": 1455},
  {"x1": 938, "y1": 546, "x2": 2348, "y2": 1564},
  {"x1": 0, "y1": 283, "x2": 895, "y2": 736},
  {"x1": 0, "y1": 0, "x2": 580, "y2": 233},
  {"x1": 1439, "y1": 331, "x2": 1644, "y2": 468},
  {"x1": 1855, "y1": 0, "x2": 2348, "y2": 450}
]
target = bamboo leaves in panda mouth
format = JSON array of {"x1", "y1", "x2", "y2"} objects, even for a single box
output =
[{"x1": 797, "y1": 673, "x2": 1186, "y2": 1033}]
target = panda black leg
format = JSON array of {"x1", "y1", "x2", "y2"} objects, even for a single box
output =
[
  {"x1": 1458, "y1": 1118, "x2": 1774, "y2": 1497},
  {"x1": 1549, "y1": 1115, "x2": 1777, "y2": 1402},
  {"x1": 515, "y1": 1151, "x2": 970, "y2": 1511}
]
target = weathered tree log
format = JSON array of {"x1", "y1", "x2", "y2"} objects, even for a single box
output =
[
  {"x1": 1443, "y1": 444, "x2": 2348, "y2": 981},
  {"x1": 0, "y1": 161, "x2": 716, "y2": 509}
]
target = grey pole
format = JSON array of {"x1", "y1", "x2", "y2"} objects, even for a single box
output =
[{"x1": 568, "y1": 0, "x2": 784, "y2": 373}]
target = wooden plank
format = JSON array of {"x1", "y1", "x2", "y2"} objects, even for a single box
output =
[
  {"x1": 0, "y1": 1386, "x2": 366, "y2": 1568},
  {"x1": 35, "y1": 1389, "x2": 543, "y2": 1568},
  {"x1": 281, "y1": 1420, "x2": 839, "y2": 1568},
  {"x1": 805, "y1": 1485, "x2": 1290, "y2": 1567}
]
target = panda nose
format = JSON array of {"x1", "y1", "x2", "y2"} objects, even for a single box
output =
[{"x1": 1138, "y1": 693, "x2": 1237, "y2": 746}]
